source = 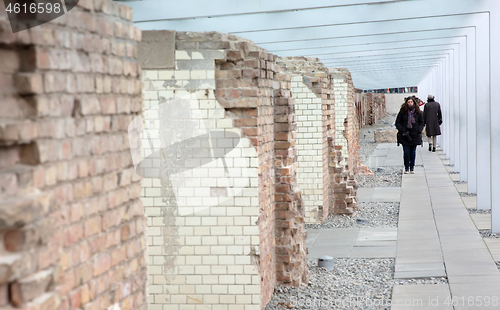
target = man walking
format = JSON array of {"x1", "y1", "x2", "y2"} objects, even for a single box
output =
[{"x1": 423, "y1": 94, "x2": 442, "y2": 152}]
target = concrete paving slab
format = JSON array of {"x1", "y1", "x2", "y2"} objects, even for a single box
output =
[
  {"x1": 372, "y1": 148, "x2": 390, "y2": 156},
  {"x1": 376, "y1": 143, "x2": 393, "y2": 149},
  {"x1": 307, "y1": 246, "x2": 352, "y2": 259},
  {"x1": 483, "y1": 238, "x2": 500, "y2": 261},
  {"x1": 449, "y1": 284, "x2": 500, "y2": 309},
  {"x1": 450, "y1": 173, "x2": 461, "y2": 181},
  {"x1": 445, "y1": 166, "x2": 456, "y2": 172},
  {"x1": 441, "y1": 248, "x2": 494, "y2": 262},
  {"x1": 357, "y1": 188, "x2": 373, "y2": 202},
  {"x1": 397, "y1": 231, "x2": 439, "y2": 240},
  {"x1": 350, "y1": 246, "x2": 396, "y2": 258},
  {"x1": 395, "y1": 262, "x2": 444, "y2": 272},
  {"x1": 357, "y1": 227, "x2": 397, "y2": 241},
  {"x1": 444, "y1": 260, "x2": 500, "y2": 276},
  {"x1": 396, "y1": 250, "x2": 444, "y2": 264},
  {"x1": 370, "y1": 187, "x2": 401, "y2": 202},
  {"x1": 394, "y1": 270, "x2": 447, "y2": 279},
  {"x1": 448, "y1": 275, "x2": 500, "y2": 284},
  {"x1": 461, "y1": 196, "x2": 477, "y2": 209},
  {"x1": 470, "y1": 214, "x2": 491, "y2": 230},
  {"x1": 353, "y1": 240, "x2": 396, "y2": 247},
  {"x1": 391, "y1": 284, "x2": 452, "y2": 310},
  {"x1": 455, "y1": 183, "x2": 468, "y2": 193}
]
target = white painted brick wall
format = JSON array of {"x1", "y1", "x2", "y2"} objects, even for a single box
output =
[
  {"x1": 290, "y1": 75, "x2": 324, "y2": 223},
  {"x1": 140, "y1": 50, "x2": 261, "y2": 309}
]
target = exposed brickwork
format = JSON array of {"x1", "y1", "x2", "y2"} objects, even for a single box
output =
[
  {"x1": 0, "y1": 1, "x2": 146, "y2": 309},
  {"x1": 331, "y1": 69, "x2": 361, "y2": 175},
  {"x1": 328, "y1": 139, "x2": 358, "y2": 214},
  {"x1": 139, "y1": 31, "x2": 308, "y2": 309},
  {"x1": 276, "y1": 57, "x2": 332, "y2": 223},
  {"x1": 355, "y1": 90, "x2": 387, "y2": 127},
  {"x1": 278, "y1": 58, "x2": 359, "y2": 218},
  {"x1": 273, "y1": 72, "x2": 308, "y2": 288}
]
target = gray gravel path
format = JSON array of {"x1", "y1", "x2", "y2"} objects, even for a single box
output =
[
  {"x1": 265, "y1": 259, "x2": 447, "y2": 310},
  {"x1": 305, "y1": 202, "x2": 399, "y2": 229},
  {"x1": 356, "y1": 167, "x2": 402, "y2": 188},
  {"x1": 480, "y1": 229, "x2": 500, "y2": 238},
  {"x1": 468, "y1": 208, "x2": 491, "y2": 214}
]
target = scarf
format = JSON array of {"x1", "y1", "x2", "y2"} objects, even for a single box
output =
[{"x1": 407, "y1": 106, "x2": 416, "y2": 129}]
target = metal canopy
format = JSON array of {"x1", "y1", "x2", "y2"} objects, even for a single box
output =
[{"x1": 124, "y1": 0, "x2": 487, "y2": 90}]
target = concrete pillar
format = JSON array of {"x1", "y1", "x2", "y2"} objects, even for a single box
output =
[
  {"x1": 475, "y1": 16, "x2": 491, "y2": 210},
  {"x1": 458, "y1": 38, "x2": 468, "y2": 181},
  {"x1": 489, "y1": 3, "x2": 500, "y2": 232},
  {"x1": 465, "y1": 30, "x2": 477, "y2": 192}
]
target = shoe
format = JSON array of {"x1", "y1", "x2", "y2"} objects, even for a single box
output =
[
  {"x1": 432, "y1": 147, "x2": 436, "y2": 152},
  {"x1": 410, "y1": 170, "x2": 415, "y2": 174},
  {"x1": 404, "y1": 170, "x2": 409, "y2": 174},
  {"x1": 428, "y1": 144, "x2": 432, "y2": 151}
]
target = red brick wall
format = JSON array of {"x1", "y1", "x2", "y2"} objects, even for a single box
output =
[
  {"x1": 355, "y1": 89, "x2": 387, "y2": 128},
  {"x1": 0, "y1": 1, "x2": 146, "y2": 309},
  {"x1": 214, "y1": 42, "x2": 309, "y2": 306},
  {"x1": 172, "y1": 33, "x2": 309, "y2": 307}
]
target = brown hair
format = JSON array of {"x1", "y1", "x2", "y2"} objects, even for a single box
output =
[{"x1": 400, "y1": 96, "x2": 422, "y2": 114}]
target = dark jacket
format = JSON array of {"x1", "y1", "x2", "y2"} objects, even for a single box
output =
[
  {"x1": 423, "y1": 101, "x2": 442, "y2": 136},
  {"x1": 395, "y1": 109, "x2": 424, "y2": 146}
]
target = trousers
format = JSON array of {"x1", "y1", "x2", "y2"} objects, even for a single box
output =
[{"x1": 402, "y1": 144, "x2": 417, "y2": 171}]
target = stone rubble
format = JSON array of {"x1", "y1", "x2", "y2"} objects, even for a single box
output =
[
  {"x1": 305, "y1": 202, "x2": 399, "y2": 229},
  {"x1": 355, "y1": 167, "x2": 402, "y2": 188},
  {"x1": 264, "y1": 259, "x2": 448, "y2": 310},
  {"x1": 479, "y1": 230, "x2": 500, "y2": 238}
]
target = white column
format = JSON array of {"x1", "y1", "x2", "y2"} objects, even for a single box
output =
[
  {"x1": 452, "y1": 46, "x2": 460, "y2": 172},
  {"x1": 465, "y1": 30, "x2": 477, "y2": 192},
  {"x1": 476, "y1": 16, "x2": 491, "y2": 210},
  {"x1": 458, "y1": 38, "x2": 468, "y2": 181},
  {"x1": 489, "y1": 1, "x2": 500, "y2": 232},
  {"x1": 448, "y1": 49, "x2": 456, "y2": 166}
]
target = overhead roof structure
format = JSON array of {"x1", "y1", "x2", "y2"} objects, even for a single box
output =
[{"x1": 122, "y1": 0, "x2": 500, "y2": 231}]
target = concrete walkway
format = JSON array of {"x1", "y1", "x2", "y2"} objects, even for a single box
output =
[{"x1": 307, "y1": 143, "x2": 500, "y2": 309}]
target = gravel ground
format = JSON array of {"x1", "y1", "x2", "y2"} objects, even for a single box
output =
[
  {"x1": 479, "y1": 230, "x2": 500, "y2": 238},
  {"x1": 359, "y1": 142, "x2": 377, "y2": 162},
  {"x1": 467, "y1": 208, "x2": 491, "y2": 214},
  {"x1": 305, "y1": 202, "x2": 399, "y2": 229},
  {"x1": 460, "y1": 192, "x2": 477, "y2": 197},
  {"x1": 356, "y1": 167, "x2": 402, "y2": 188},
  {"x1": 265, "y1": 259, "x2": 447, "y2": 310}
]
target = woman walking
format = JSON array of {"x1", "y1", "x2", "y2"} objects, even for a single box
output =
[
  {"x1": 395, "y1": 97, "x2": 425, "y2": 174},
  {"x1": 423, "y1": 94, "x2": 442, "y2": 152}
]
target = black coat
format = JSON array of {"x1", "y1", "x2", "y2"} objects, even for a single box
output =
[
  {"x1": 395, "y1": 109, "x2": 424, "y2": 146},
  {"x1": 423, "y1": 101, "x2": 442, "y2": 136}
]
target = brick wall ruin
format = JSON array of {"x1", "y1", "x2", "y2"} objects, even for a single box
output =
[
  {"x1": 277, "y1": 58, "x2": 359, "y2": 218},
  {"x1": 355, "y1": 90, "x2": 386, "y2": 127},
  {"x1": 0, "y1": 1, "x2": 386, "y2": 307},
  {"x1": 0, "y1": 1, "x2": 147, "y2": 309},
  {"x1": 138, "y1": 31, "x2": 308, "y2": 309},
  {"x1": 331, "y1": 69, "x2": 361, "y2": 175}
]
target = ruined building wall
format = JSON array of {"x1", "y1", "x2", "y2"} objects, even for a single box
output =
[
  {"x1": 276, "y1": 57, "x2": 333, "y2": 223},
  {"x1": 0, "y1": 1, "x2": 147, "y2": 309},
  {"x1": 278, "y1": 58, "x2": 358, "y2": 218},
  {"x1": 331, "y1": 68, "x2": 361, "y2": 175},
  {"x1": 355, "y1": 90, "x2": 387, "y2": 128},
  {"x1": 138, "y1": 31, "x2": 307, "y2": 310}
]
